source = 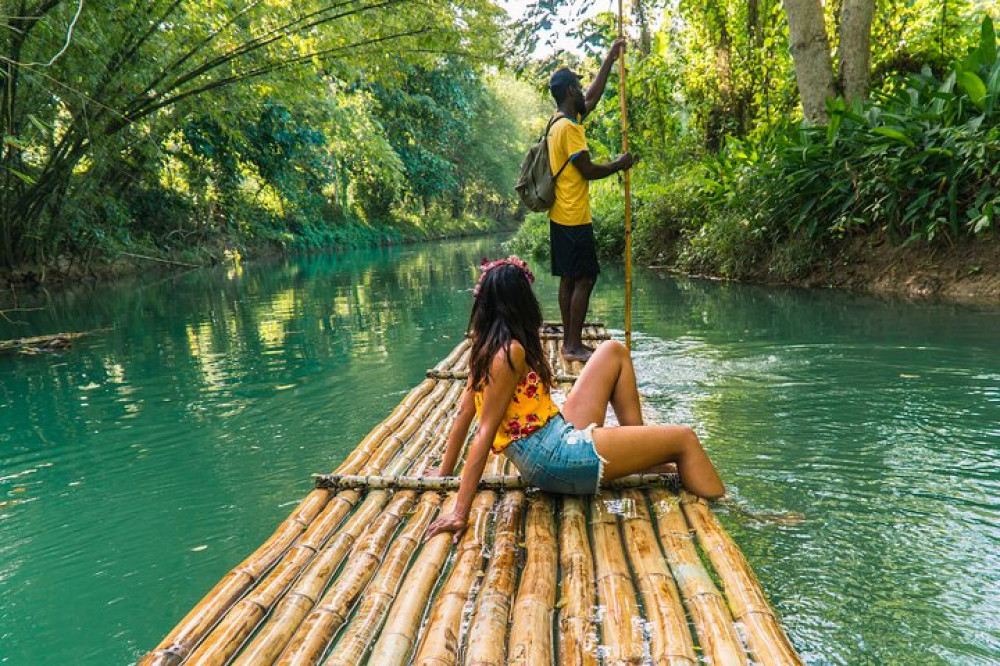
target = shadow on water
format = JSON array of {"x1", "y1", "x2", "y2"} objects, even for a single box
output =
[{"x1": 0, "y1": 238, "x2": 998, "y2": 664}]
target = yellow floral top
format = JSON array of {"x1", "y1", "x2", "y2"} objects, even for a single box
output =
[{"x1": 474, "y1": 370, "x2": 560, "y2": 453}]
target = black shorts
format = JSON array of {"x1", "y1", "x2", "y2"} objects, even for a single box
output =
[{"x1": 550, "y1": 221, "x2": 600, "y2": 278}]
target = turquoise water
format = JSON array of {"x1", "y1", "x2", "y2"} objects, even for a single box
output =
[{"x1": 0, "y1": 237, "x2": 998, "y2": 664}]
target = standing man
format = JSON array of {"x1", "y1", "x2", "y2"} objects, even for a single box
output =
[{"x1": 547, "y1": 39, "x2": 636, "y2": 363}]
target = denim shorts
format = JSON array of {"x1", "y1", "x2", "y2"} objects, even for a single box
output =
[{"x1": 503, "y1": 413, "x2": 605, "y2": 495}]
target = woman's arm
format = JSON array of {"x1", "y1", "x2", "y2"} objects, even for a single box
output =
[
  {"x1": 430, "y1": 380, "x2": 475, "y2": 477},
  {"x1": 425, "y1": 345, "x2": 524, "y2": 543}
]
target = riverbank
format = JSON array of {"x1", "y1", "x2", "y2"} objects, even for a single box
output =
[
  {"x1": 666, "y1": 235, "x2": 1000, "y2": 304},
  {"x1": 507, "y1": 214, "x2": 1000, "y2": 305},
  {"x1": 0, "y1": 215, "x2": 518, "y2": 294}
]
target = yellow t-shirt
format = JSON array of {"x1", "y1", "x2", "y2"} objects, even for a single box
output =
[{"x1": 547, "y1": 115, "x2": 591, "y2": 227}]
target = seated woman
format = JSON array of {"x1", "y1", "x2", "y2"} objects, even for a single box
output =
[{"x1": 425, "y1": 257, "x2": 724, "y2": 542}]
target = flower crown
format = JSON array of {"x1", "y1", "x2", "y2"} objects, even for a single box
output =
[{"x1": 472, "y1": 255, "x2": 535, "y2": 297}]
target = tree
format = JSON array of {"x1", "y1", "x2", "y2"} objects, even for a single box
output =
[
  {"x1": 839, "y1": 0, "x2": 875, "y2": 102},
  {"x1": 782, "y1": 0, "x2": 836, "y2": 122}
]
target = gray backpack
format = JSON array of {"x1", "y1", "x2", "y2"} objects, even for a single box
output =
[{"x1": 515, "y1": 115, "x2": 573, "y2": 212}]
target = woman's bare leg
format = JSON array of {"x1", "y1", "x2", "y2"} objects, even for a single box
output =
[
  {"x1": 592, "y1": 425, "x2": 725, "y2": 499},
  {"x1": 562, "y1": 340, "x2": 643, "y2": 428}
]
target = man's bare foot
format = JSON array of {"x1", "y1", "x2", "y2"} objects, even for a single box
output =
[{"x1": 561, "y1": 346, "x2": 593, "y2": 363}]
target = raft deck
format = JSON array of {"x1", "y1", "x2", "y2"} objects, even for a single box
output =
[{"x1": 142, "y1": 326, "x2": 803, "y2": 665}]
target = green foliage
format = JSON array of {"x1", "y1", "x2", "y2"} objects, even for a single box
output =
[
  {"x1": 715, "y1": 17, "x2": 1000, "y2": 245},
  {"x1": 0, "y1": 0, "x2": 515, "y2": 270}
]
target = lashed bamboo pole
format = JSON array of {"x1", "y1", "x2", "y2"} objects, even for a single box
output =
[
  {"x1": 346, "y1": 379, "x2": 451, "y2": 471},
  {"x1": 590, "y1": 494, "x2": 646, "y2": 665},
  {"x1": 333, "y1": 378, "x2": 441, "y2": 475},
  {"x1": 314, "y1": 472, "x2": 679, "y2": 491},
  {"x1": 434, "y1": 338, "x2": 471, "y2": 373},
  {"x1": 322, "y1": 491, "x2": 444, "y2": 666},
  {"x1": 543, "y1": 320, "x2": 606, "y2": 329},
  {"x1": 230, "y1": 490, "x2": 392, "y2": 665},
  {"x1": 464, "y1": 490, "x2": 527, "y2": 665},
  {"x1": 507, "y1": 494, "x2": 557, "y2": 665},
  {"x1": 365, "y1": 493, "x2": 461, "y2": 666},
  {"x1": 183, "y1": 490, "x2": 361, "y2": 666},
  {"x1": 412, "y1": 490, "x2": 497, "y2": 665},
  {"x1": 680, "y1": 493, "x2": 802, "y2": 665},
  {"x1": 427, "y1": 368, "x2": 579, "y2": 384},
  {"x1": 471, "y1": 329, "x2": 609, "y2": 341},
  {"x1": 545, "y1": 338, "x2": 560, "y2": 378},
  {"x1": 140, "y1": 490, "x2": 331, "y2": 666},
  {"x1": 276, "y1": 491, "x2": 418, "y2": 665},
  {"x1": 557, "y1": 496, "x2": 598, "y2": 666},
  {"x1": 372, "y1": 381, "x2": 464, "y2": 476},
  {"x1": 649, "y1": 489, "x2": 749, "y2": 665},
  {"x1": 619, "y1": 490, "x2": 698, "y2": 665}
]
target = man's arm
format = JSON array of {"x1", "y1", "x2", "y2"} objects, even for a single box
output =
[
  {"x1": 572, "y1": 150, "x2": 635, "y2": 181},
  {"x1": 585, "y1": 38, "x2": 626, "y2": 115}
]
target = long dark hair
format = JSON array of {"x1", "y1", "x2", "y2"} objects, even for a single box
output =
[{"x1": 468, "y1": 263, "x2": 552, "y2": 389}]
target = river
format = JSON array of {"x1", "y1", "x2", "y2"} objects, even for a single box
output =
[{"x1": 1, "y1": 236, "x2": 998, "y2": 664}]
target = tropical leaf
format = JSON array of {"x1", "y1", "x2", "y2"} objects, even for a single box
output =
[
  {"x1": 957, "y1": 71, "x2": 987, "y2": 111},
  {"x1": 872, "y1": 127, "x2": 916, "y2": 148}
]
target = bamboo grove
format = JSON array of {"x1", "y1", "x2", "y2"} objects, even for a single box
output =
[{"x1": 0, "y1": 0, "x2": 539, "y2": 271}]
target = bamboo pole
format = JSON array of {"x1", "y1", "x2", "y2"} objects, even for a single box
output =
[
  {"x1": 434, "y1": 338, "x2": 471, "y2": 373},
  {"x1": 617, "y1": 0, "x2": 633, "y2": 350},
  {"x1": 332, "y1": 378, "x2": 439, "y2": 475},
  {"x1": 545, "y1": 338, "x2": 560, "y2": 379},
  {"x1": 182, "y1": 490, "x2": 361, "y2": 666},
  {"x1": 557, "y1": 496, "x2": 598, "y2": 666},
  {"x1": 366, "y1": 493, "x2": 461, "y2": 666},
  {"x1": 323, "y1": 491, "x2": 444, "y2": 666},
  {"x1": 139, "y1": 490, "x2": 331, "y2": 665},
  {"x1": 230, "y1": 490, "x2": 392, "y2": 665},
  {"x1": 590, "y1": 494, "x2": 646, "y2": 665},
  {"x1": 371, "y1": 381, "x2": 464, "y2": 476},
  {"x1": 619, "y1": 490, "x2": 698, "y2": 665},
  {"x1": 649, "y1": 489, "x2": 749, "y2": 665},
  {"x1": 276, "y1": 491, "x2": 418, "y2": 665},
  {"x1": 507, "y1": 494, "x2": 557, "y2": 665},
  {"x1": 412, "y1": 490, "x2": 497, "y2": 665},
  {"x1": 543, "y1": 320, "x2": 606, "y2": 329},
  {"x1": 313, "y1": 472, "x2": 680, "y2": 491},
  {"x1": 680, "y1": 493, "x2": 802, "y2": 665},
  {"x1": 464, "y1": 490, "x2": 527, "y2": 666},
  {"x1": 426, "y1": 368, "x2": 579, "y2": 384}
]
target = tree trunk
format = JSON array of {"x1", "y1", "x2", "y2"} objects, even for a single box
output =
[
  {"x1": 782, "y1": 0, "x2": 836, "y2": 123},
  {"x1": 632, "y1": 0, "x2": 652, "y2": 57},
  {"x1": 838, "y1": 0, "x2": 874, "y2": 103}
]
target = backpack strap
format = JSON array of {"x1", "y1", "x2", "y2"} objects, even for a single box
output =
[{"x1": 546, "y1": 114, "x2": 574, "y2": 180}]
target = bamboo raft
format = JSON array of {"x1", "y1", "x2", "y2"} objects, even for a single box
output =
[{"x1": 142, "y1": 326, "x2": 803, "y2": 665}]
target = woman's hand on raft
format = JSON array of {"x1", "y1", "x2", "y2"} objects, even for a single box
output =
[{"x1": 424, "y1": 511, "x2": 468, "y2": 544}]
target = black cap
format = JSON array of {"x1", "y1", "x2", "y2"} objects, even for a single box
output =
[{"x1": 549, "y1": 67, "x2": 583, "y2": 93}]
